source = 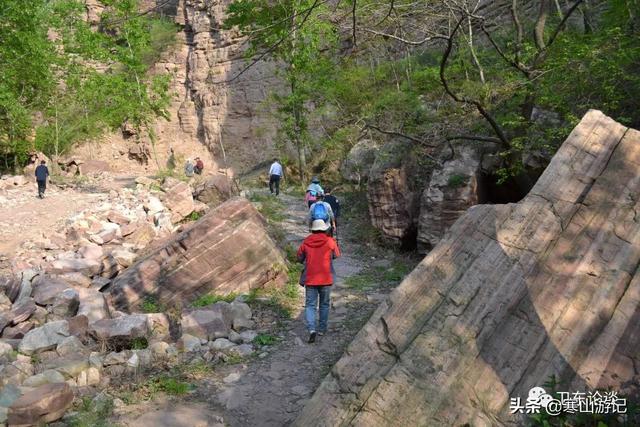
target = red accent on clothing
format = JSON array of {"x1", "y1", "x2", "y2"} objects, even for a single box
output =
[{"x1": 297, "y1": 233, "x2": 341, "y2": 286}]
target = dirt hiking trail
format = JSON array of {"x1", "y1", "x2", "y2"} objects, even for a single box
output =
[{"x1": 115, "y1": 190, "x2": 408, "y2": 427}]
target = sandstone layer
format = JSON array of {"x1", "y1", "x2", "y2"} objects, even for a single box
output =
[
  {"x1": 106, "y1": 198, "x2": 286, "y2": 312},
  {"x1": 297, "y1": 110, "x2": 640, "y2": 425}
]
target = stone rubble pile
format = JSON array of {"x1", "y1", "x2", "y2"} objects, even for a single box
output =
[
  {"x1": 5, "y1": 175, "x2": 207, "y2": 274},
  {"x1": 0, "y1": 291, "x2": 262, "y2": 426},
  {"x1": 0, "y1": 178, "x2": 280, "y2": 425}
]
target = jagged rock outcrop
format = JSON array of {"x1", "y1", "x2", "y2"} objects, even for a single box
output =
[
  {"x1": 297, "y1": 110, "x2": 640, "y2": 426},
  {"x1": 367, "y1": 139, "x2": 426, "y2": 245},
  {"x1": 417, "y1": 144, "x2": 481, "y2": 252},
  {"x1": 106, "y1": 198, "x2": 287, "y2": 312},
  {"x1": 341, "y1": 139, "x2": 381, "y2": 184}
]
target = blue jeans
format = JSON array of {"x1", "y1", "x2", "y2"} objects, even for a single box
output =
[{"x1": 305, "y1": 285, "x2": 331, "y2": 332}]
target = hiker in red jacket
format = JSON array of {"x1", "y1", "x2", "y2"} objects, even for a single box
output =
[{"x1": 297, "y1": 219, "x2": 341, "y2": 343}]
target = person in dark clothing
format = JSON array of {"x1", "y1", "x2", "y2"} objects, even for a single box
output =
[
  {"x1": 194, "y1": 157, "x2": 204, "y2": 174},
  {"x1": 35, "y1": 160, "x2": 49, "y2": 199},
  {"x1": 323, "y1": 187, "x2": 341, "y2": 232}
]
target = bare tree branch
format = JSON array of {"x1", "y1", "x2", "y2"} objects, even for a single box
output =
[
  {"x1": 364, "y1": 124, "x2": 441, "y2": 163},
  {"x1": 440, "y1": 16, "x2": 511, "y2": 149},
  {"x1": 373, "y1": 0, "x2": 395, "y2": 26},
  {"x1": 210, "y1": 0, "x2": 323, "y2": 85},
  {"x1": 352, "y1": 0, "x2": 357, "y2": 46},
  {"x1": 446, "y1": 134, "x2": 502, "y2": 143},
  {"x1": 361, "y1": 28, "x2": 448, "y2": 44},
  {"x1": 510, "y1": 0, "x2": 524, "y2": 65},
  {"x1": 480, "y1": 23, "x2": 531, "y2": 78}
]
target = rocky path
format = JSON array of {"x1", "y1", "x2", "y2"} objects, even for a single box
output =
[
  {"x1": 116, "y1": 191, "x2": 401, "y2": 426},
  {"x1": 0, "y1": 176, "x2": 135, "y2": 271}
]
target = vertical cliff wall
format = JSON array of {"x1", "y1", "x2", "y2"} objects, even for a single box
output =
[{"x1": 74, "y1": 0, "x2": 280, "y2": 174}]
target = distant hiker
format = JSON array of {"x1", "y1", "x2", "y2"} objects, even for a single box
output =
[
  {"x1": 35, "y1": 160, "x2": 49, "y2": 199},
  {"x1": 184, "y1": 158, "x2": 195, "y2": 177},
  {"x1": 167, "y1": 147, "x2": 176, "y2": 170},
  {"x1": 297, "y1": 219, "x2": 341, "y2": 343},
  {"x1": 304, "y1": 176, "x2": 324, "y2": 208},
  {"x1": 269, "y1": 158, "x2": 283, "y2": 196},
  {"x1": 194, "y1": 157, "x2": 204, "y2": 175},
  {"x1": 323, "y1": 187, "x2": 341, "y2": 233},
  {"x1": 308, "y1": 194, "x2": 336, "y2": 235}
]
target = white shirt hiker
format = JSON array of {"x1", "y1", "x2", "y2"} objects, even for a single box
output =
[{"x1": 269, "y1": 162, "x2": 283, "y2": 176}]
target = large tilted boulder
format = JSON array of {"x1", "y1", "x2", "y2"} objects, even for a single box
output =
[
  {"x1": 106, "y1": 198, "x2": 287, "y2": 312},
  {"x1": 296, "y1": 110, "x2": 640, "y2": 426}
]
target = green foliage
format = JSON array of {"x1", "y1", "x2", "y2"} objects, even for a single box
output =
[
  {"x1": 67, "y1": 395, "x2": 115, "y2": 427},
  {"x1": 185, "y1": 211, "x2": 203, "y2": 222},
  {"x1": 148, "y1": 375, "x2": 190, "y2": 395},
  {"x1": 141, "y1": 297, "x2": 162, "y2": 313},
  {"x1": 130, "y1": 337, "x2": 148, "y2": 350},
  {"x1": 1, "y1": 0, "x2": 177, "y2": 172},
  {"x1": 447, "y1": 174, "x2": 468, "y2": 188},
  {"x1": 191, "y1": 293, "x2": 237, "y2": 307},
  {"x1": 250, "y1": 193, "x2": 286, "y2": 222},
  {"x1": 253, "y1": 333, "x2": 278, "y2": 346}
]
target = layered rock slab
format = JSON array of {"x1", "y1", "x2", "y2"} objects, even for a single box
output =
[
  {"x1": 106, "y1": 198, "x2": 286, "y2": 312},
  {"x1": 297, "y1": 110, "x2": 640, "y2": 426}
]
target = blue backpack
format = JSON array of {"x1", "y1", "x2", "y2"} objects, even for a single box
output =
[{"x1": 311, "y1": 203, "x2": 329, "y2": 221}]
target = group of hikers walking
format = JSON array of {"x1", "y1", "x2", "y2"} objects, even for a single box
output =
[{"x1": 268, "y1": 158, "x2": 342, "y2": 343}]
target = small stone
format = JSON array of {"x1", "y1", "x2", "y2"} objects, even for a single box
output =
[
  {"x1": 0, "y1": 340, "x2": 13, "y2": 357},
  {"x1": 86, "y1": 367, "x2": 100, "y2": 385},
  {"x1": 149, "y1": 341, "x2": 169, "y2": 359},
  {"x1": 179, "y1": 334, "x2": 202, "y2": 352},
  {"x1": 228, "y1": 330, "x2": 242, "y2": 344},
  {"x1": 18, "y1": 320, "x2": 70, "y2": 355},
  {"x1": 56, "y1": 336, "x2": 86, "y2": 357},
  {"x1": 229, "y1": 343, "x2": 254, "y2": 358},
  {"x1": 88, "y1": 352, "x2": 103, "y2": 368},
  {"x1": 230, "y1": 301, "x2": 254, "y2": 331},
  {"x1": 209, "y1": 338, "x2": 234, "y2": 351},
  {"x1": 103, "y1": 351, "x2": 127, "y2": 366},
  {"x1": 127, "y1": 353, "x2": 139, "y2": 368},
  {"x1": 239, "y1": 330, "x2": 258, "y2": 344},
  {"x1": 223, "y1": 372, "x2": 241, "y2": 383},
  {"x1": 22, "y1": 369, "x2": 66, "y2": 387}
]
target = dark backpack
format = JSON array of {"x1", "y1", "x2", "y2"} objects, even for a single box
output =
[{"x1": 311, "y1": 203, "x2": 329, "y2": 221}]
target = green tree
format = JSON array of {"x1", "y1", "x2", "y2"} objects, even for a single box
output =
[
  {"x1": 0, "y1": 0, "x2": 56, "y2": 170},
  {"x1": 225, "y1": 0, "x2": 336, "y2": 182}
]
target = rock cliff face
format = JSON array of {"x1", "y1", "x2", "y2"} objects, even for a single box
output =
[
  {"x1": 106, "y1": 197, "x2": 286, "y2": 312},
  {"x1": 74, "y1": 0, "x2": 279, "y2": 175},
  {"x1": 417, "y1": 144, "x2": 481, "y2": 252},
  {"x1": 297, "y1": 110, "x2": 640, "y2": 426},
  {"x1": 366, "y1": 139, "x2": 425, "y2": 246}
]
